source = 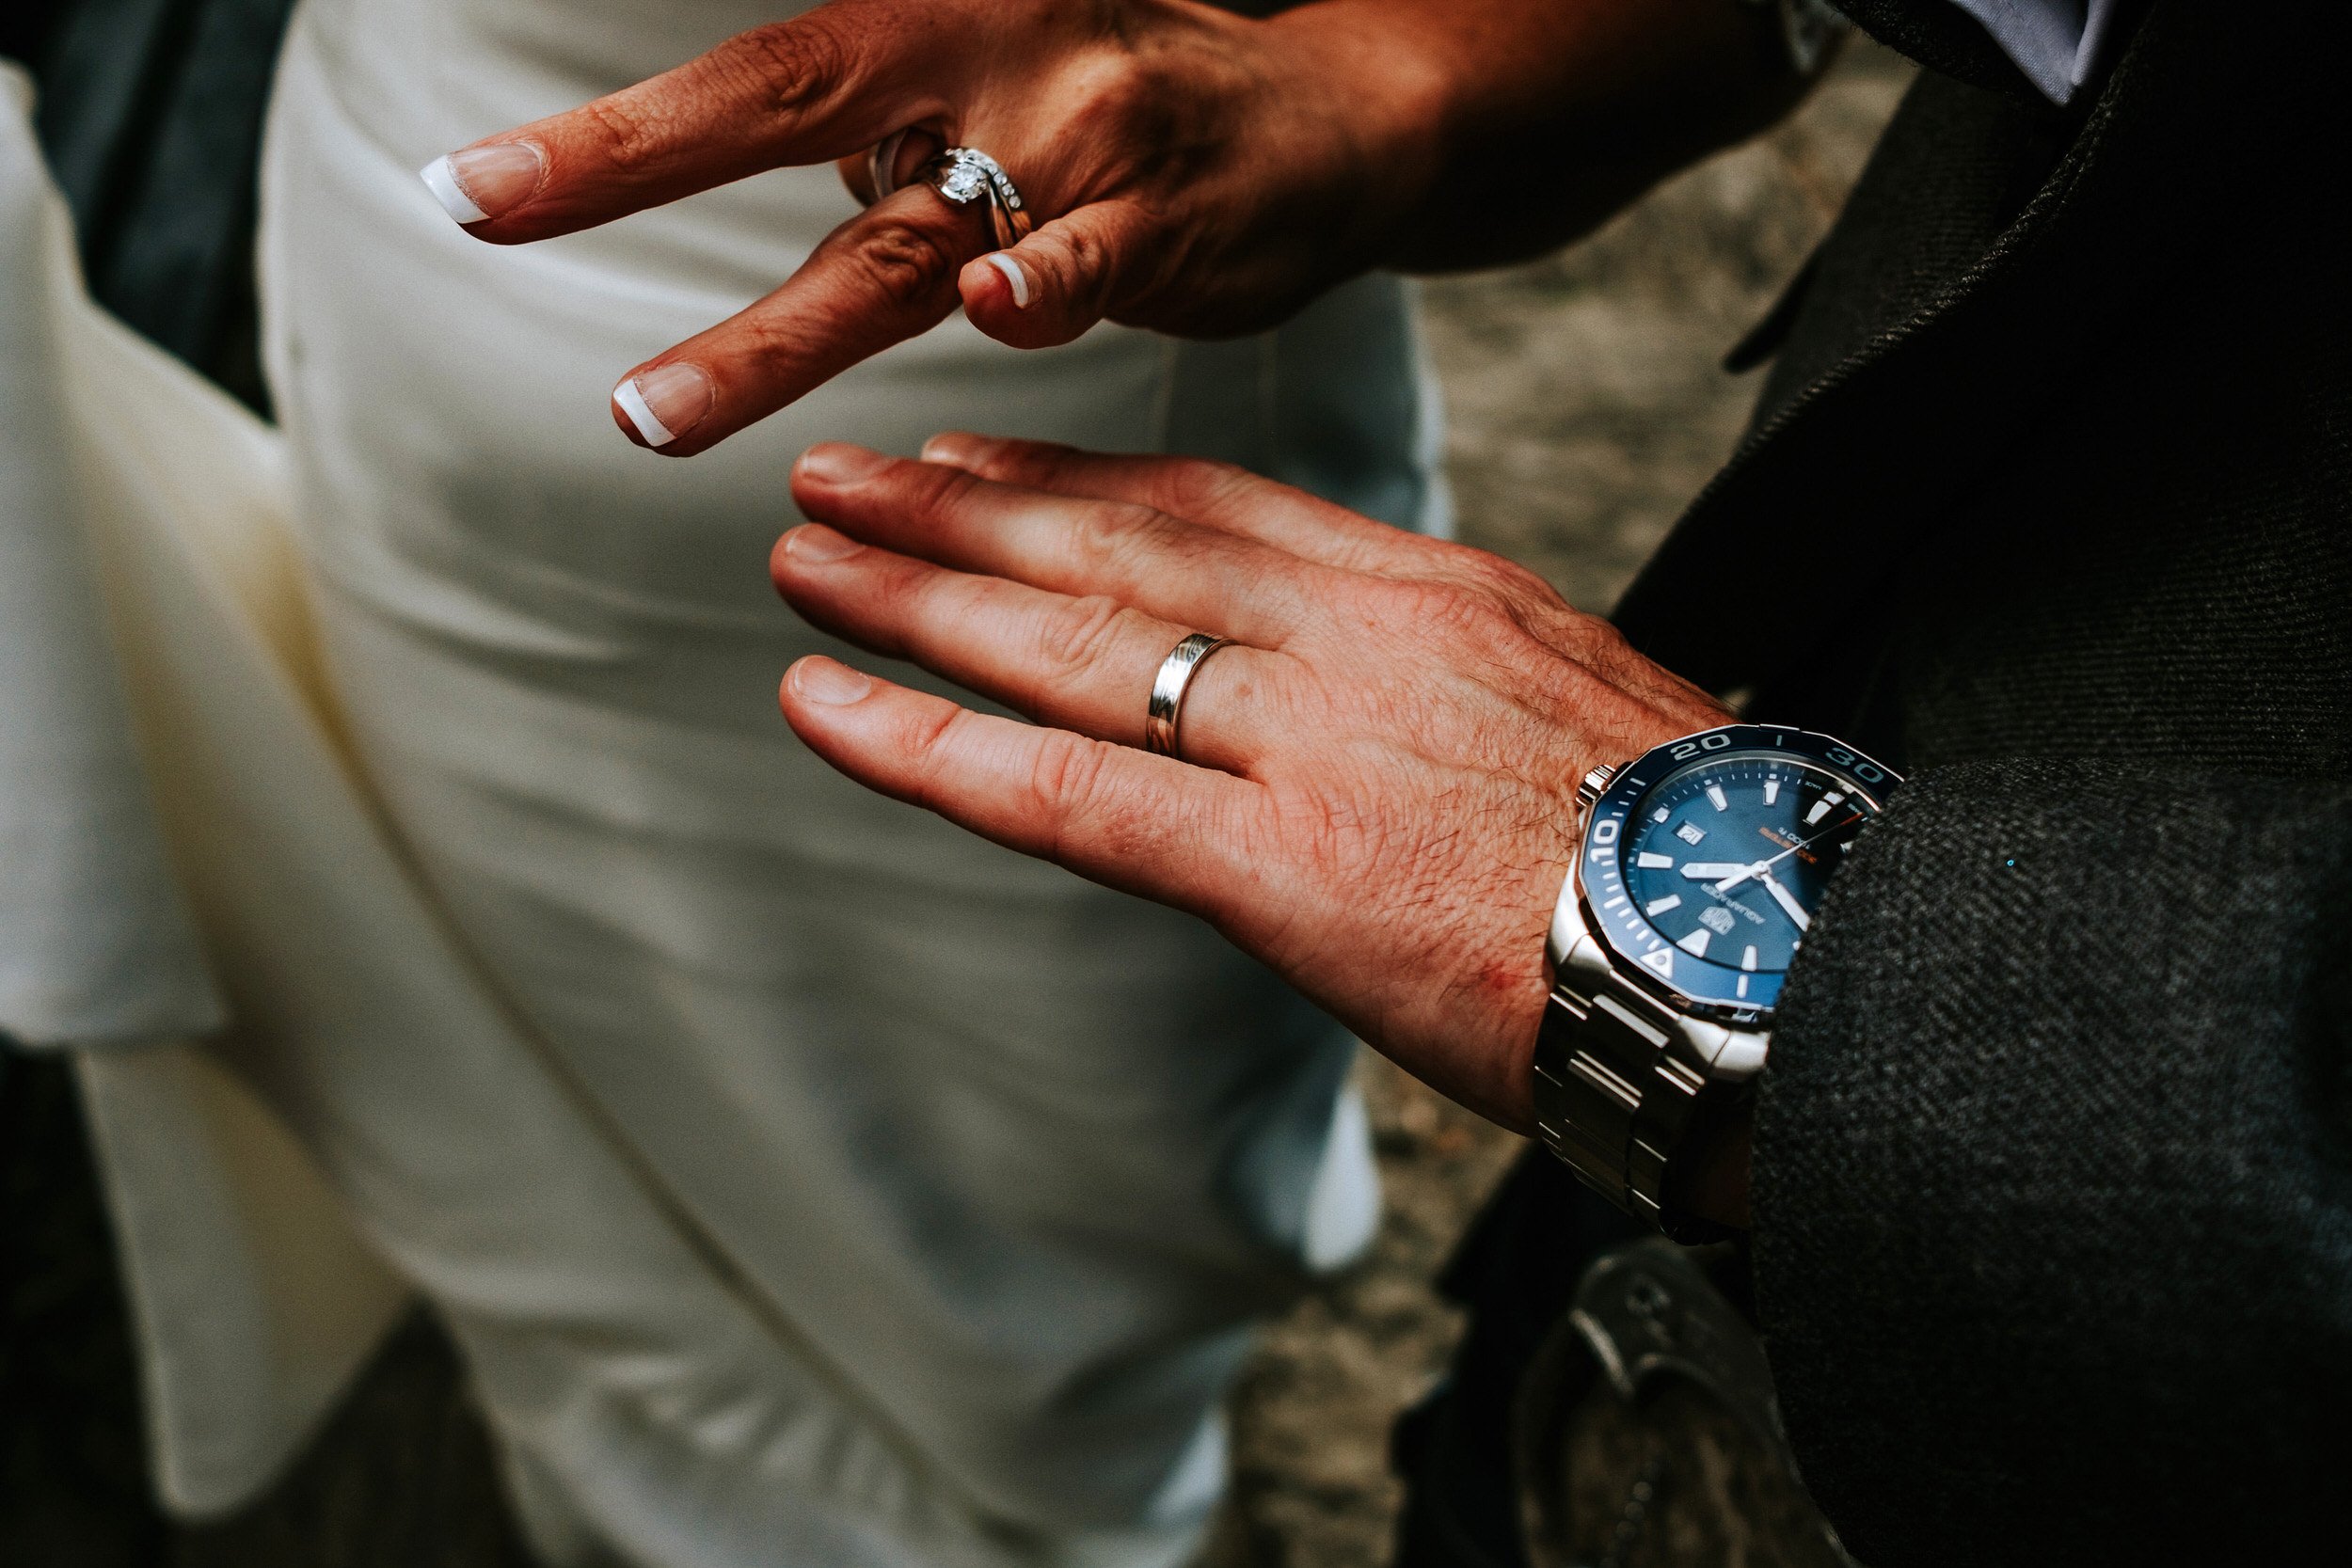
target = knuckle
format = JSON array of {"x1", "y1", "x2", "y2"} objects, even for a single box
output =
[
  {"x1": 581, "y1": 96, "x2": 658, "y2": 172},
  {"x1": 1057, "y1": 52, "x2": 1157, "y2": 151},
  {"x1": 923, "y1": 463, "x2": 992, "y2": 519},
  {"x1": 1027, "y1": 728, "x2": 1113, "y2": 820},
  {"x1": 1552, "y1": 607, "x2": 1629, "y2": 665},
  {"x1": 724, "y1": 21, "x2": 848, "y2": 121},
  {"x1": 1039, "y1": 218, "x2": 1120, "y2": 309},
  {"x1": 894, "y1": 455, "x2": 978, "y2": 515},
  {"x1": 1372, "y1": 578, "x2": 1551, "y2": 673},
  {"x1": 1156, "y1": 457, "x2": 1252, "y2": 515},
  {"x1": 873, "y1": 554, "x2": 937, "y2": 624},
  {"x1": 739, "y1": 305, "x2": 817, "y2": 368},
  {"x1": 1460, "y1": 550, "x2": 1550, "y2": 605},
  {"x1": 977, "y1": 439, "x2": 1075, "y2": 484},
  {"x1": 1036, "y1": 594, "x2": 1132, "y2": 680},
  {"x1": 904, "y1": 704, "x2": 968, "y2": 787},
  {"x1": 1071, "y1": 499, "x2": 1173, "y2": 571},
  {"x1": 852, "y1": 216, "x2": 964, "y2": 312},
  {"x1": 1376, "y1": 578, "x2": 1496, "y2": 637}
]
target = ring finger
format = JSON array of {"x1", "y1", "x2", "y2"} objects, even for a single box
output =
[{"x1": 773, "y1": 523, "x2": 1280, "y2": 772}]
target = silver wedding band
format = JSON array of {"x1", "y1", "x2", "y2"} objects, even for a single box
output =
[
  {"x1": 866, "y1": 129, "x2": 913, "y2": 205},
  {"x1": 1144, "y1": 633, "x2": 1233, "y2": 758},
  {"x1": 868, "y1": 134, "x2": 1033, "y2": 250}
]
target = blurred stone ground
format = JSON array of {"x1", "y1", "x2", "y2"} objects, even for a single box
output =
[
  {"x1": 0, "y1": 41, "x2": 1908, "y2": 1568},
  {"x1": 1222, "y1": 42, "x2": 1910, "y2": 1566}
]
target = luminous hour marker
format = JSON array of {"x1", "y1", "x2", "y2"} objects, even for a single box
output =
[
  {"x1": 1763, "y1": 779, "x2": 1781, "y2": 805},
  {"x1": 1804, "y1": 793, "x2": 1842, "y2": 826},
  {"x1": 1737, "y1": 974, "x2": 1750, "y2": 999},
  {"x1": 1636, "y1": 852, "x2": 1675, "y2": 869},
  {"x1": 1645, "y1": 895, "x2": 1683, "y2": 917},
  {"x1": 1706, "y1": 784, "x2": 1728, "y2": 812},
  {"x1": 1741, "y1": 945, "x2": 1758, "y2": 971},
  {"x1": 1652, "y1": 807, "x2": 1671, "y2": 824},
  {"x1": 1676, "y1": 927, "x2": 1711, "y2": 958}
]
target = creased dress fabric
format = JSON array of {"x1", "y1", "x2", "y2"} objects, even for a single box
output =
[
  {"x1": 0, "y1": 68, "x2": 411, "y2": 1514},
  {"x1": 243, "y1": 1, "x2": 1443, "y2": 1564}
]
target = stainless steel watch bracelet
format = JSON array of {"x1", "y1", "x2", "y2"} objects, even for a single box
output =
[
  {"x1": 1533, "y1": 774, "x2": 1766, "y2": 1241},
  {"x1": 1534, "y1": 974, "x2": 1746, "y2": 1241},
  {"x1": 1534, "y1": 725, "x2": 1894, "y2": 1238}
]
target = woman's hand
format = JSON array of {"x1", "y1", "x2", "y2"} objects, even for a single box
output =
[
  {"x1": 421, "y1": 0, "x2": 1805, "y2": 457},
  {"x1": 422, "y1": 0, "x2": 1441, "y2": 454},
  {"x1": 770, "y1": 436, "x2": 1730, "y2": 1130}
]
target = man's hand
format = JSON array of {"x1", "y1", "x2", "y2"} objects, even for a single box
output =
[
  {"x1": 421, "y1": 0, "x2": 1808, "y2": 456},
  {"x1": 769, "y1": 436, "x2": 1730, "y2": 1130}
]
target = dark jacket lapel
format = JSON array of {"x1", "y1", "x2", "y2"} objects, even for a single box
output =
[{"x1": 1611, "y1": 0, "x2": 2320, "y2": 699}]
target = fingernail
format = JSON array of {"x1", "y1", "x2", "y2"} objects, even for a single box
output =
[
  {"x1": 783, "y1": 524, "x2": 862, "y2": 563},
  {"x1": 984, "y1": 252, "x2": 1032, "y2": 309},
  {"x1": 920, "y1": 432, "x2": 994, "y2": 467},
  {"x1": 419, "y1": 141, "x2": 546, "y2": 225},
  {"x1": 797, "y1": 443, "x2": 890, "y2": 483},
  {"x1": 791, "y1": 657, "x2": 871, "y2": 705},
  {"x1": 614, "y1": 362, "x2": 713, "y2": 447}
]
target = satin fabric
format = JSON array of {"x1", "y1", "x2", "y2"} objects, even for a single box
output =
[{"x1": 245, "y1": 0, "x2": 1442, "y2": 1561}]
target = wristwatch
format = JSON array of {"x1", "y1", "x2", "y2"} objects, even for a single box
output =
[{"x1": 1533, "y1": 723, "x2": 1899, "y2": 1238}]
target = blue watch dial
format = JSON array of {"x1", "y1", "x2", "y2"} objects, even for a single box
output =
[{"x1": 1579, "y1": 726, "x2": 1898, "y2": 1016}]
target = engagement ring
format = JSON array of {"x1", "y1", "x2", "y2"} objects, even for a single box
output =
[{"x1": 868, "y1": 135, "x2": 1033, "y2": 251}]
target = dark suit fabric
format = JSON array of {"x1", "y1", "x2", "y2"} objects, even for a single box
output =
[
  {"x1": 1402, "y1": 2, "x2": 2352, "y2": 1563},
  {"x1": 1637, "y1": 1, "x2": 2352, "y2": 1561}
]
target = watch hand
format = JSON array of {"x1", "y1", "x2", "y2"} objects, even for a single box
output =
[
  {"x1": 1679, "y1": 863, "x2": 1755, "y2": 880},
  {"x1": 1710, "y1": 810, "x2": 1865, "y2": 894},
  {"x1": 1709, "y1": 862, "x2": 1767, "y2": 894},
  {"x1": 1759, "y1": 870, "x2": 1811, "y2": 932}
]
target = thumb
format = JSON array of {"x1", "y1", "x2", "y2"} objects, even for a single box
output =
[{"x1": 957, "y1": 200, "x2": 1163, "y2": 350}]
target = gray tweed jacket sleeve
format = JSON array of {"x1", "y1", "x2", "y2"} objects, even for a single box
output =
[{"x1": 1751, "y1": 760, "x2": 2352, "y2": 1562}]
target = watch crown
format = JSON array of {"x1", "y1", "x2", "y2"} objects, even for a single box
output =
[{"x1": 1577, "y1": 763, "x2": 1618, "y2": 806}]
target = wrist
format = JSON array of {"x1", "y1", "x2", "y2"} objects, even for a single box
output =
[
  {"x1": 1252, "y1": 1, "x2": 1464, "y2": 265},
  {"x1": 1532, "y1": 718, "x2": 1876, "y2": 1237},
  {"x1": 1270, "y1": 0, "x2": 1809, "y2": 273},
  {"x1": 1457, "y1": 724, "x2": 1726, "y2": 1138}
]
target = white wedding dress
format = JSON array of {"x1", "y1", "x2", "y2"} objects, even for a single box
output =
[{"x1": 8, "y1": 4, "x2": 1439, "y2": 1566}]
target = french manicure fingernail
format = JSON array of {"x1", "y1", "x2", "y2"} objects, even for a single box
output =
[
  {"x1": 984, "y1": 252, "x2": 1032, "y2": 309},
  {"x1": 920, "y1": 432, "x2": 994, "y2": 466},
  {"x1": 784, "y1": 524, "x2": 862, "y2": 563},
  {"x1": 793, "y1": 657, "x2": 872, "y2": 705},
  {"x1": 798, "y1": 443, "x2": 890, "y2": 483},
  {"x1": 615, "y1": 362, "x2": 714, "y2": 447},
  {"x1": 419, "y1": 141, "x2": 546, "y2": 225}
]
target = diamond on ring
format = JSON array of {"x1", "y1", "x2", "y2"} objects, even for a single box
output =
[
  {"x1": 916, "y1": 147, "x2": 1034, "y2": 250},
  {"x1": 928, "y1": 148, "x2": 999, "y2": 205}
]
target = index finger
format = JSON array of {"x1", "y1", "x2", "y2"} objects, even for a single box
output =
[{"x1": 420, "y1": 0, "x2": 958, "y2": 242}]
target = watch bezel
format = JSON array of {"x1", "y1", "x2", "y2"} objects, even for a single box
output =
[{"x1": 1574, "y1": 723, "x2": 1899, "y2": 1022}]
